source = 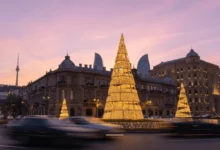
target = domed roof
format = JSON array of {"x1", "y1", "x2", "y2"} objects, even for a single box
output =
[
  {"x1": 137, "y1": 54, "x2": 150, "y2": 77},
  {"x1": 59, "y1": 54, "x2": 75, "y2": 69},
  {"x1": 186, "y1": 49, "x2": 199, "y2": 57}
]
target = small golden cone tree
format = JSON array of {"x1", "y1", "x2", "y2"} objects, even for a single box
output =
[
  {"x1": 175, "y1": 83, "x2": 192, "y2": 118},
  {"x1": 59, "y1": 98, "x2": 69, "y2": 120}
]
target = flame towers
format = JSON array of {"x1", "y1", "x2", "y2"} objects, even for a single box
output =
[{"x1": 103, "y1": 34, "x2": 144, "y2": 120}]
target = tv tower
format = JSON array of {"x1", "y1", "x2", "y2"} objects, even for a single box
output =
[{"x1": 15, "y1": 54, "x2": 20, "y2": 87}]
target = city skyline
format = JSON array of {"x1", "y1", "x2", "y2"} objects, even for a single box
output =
[{"x1": 1, "y1": 0, "x2": 220, "y2": 86}]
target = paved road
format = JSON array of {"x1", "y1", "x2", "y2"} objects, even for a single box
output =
[{"x1": 1, "y1": 128, "x2": 220, "y2": 150}]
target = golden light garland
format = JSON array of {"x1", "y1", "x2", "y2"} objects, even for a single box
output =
[
  {"x1": 59, "y1": 98, "x2": 69, "y2": 119},
  {"x1": 175, "y1": 83, "x2": 192, "y2": 118},
  {"x1": 103, "y1": 34, "x2": 144, "y2": 120}
]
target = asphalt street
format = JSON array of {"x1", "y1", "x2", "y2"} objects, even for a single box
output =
[{"x1": 1, "y1": 128, "x2": 220, "y2": 150}]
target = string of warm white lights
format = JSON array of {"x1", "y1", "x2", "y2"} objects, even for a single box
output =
[
  {"x1": 59, "y1": 98, "x2": 69, "y2": 119},
  {"x1": 175, "y1": 83, "x2": 192, "y2": 118},
  {"x1": 103, "y1": 34, "x2": 144, "y2": 120}
]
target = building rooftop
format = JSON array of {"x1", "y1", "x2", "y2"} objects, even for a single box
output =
[
  {"x1": 186, "y1": 49, "x2": 199, "y2": 57},
  {"x1": 58, "y1": 54, "x2": 75, "y2": 69},
  {"x1": 140, "y1": 75, "x2": 175, "y2": 86},
  {"x1": 154, "y1": 48, "x2": 219, "y2": 69},
  {"x1": 28, "y1": 53, "x2": 175, "y2": 87},
  {"x1": 0, "y1": 85, "x2": 20, "y2": 92},
  {"x1": 155, "y1": 58, "x2": 185, "y2": 68}
]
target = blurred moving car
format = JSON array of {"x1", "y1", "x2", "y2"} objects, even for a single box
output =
[
  {"x1": 5, "y1": 116, "x2": 101, "y2": 146},
  {"x1": 7, "y1": 115, "x2": 14, "y2": 120},
  {"x1": 6, "y1": 119, "x2": 21, "y2": 128},
  {"x1": 16, "y1": 115, "x2": 23, "y2": 120},
  {"x1": 62, "y1": 116, "x2": 124, "y2": 138},
  {"x1": 170, "y1": 121, "x2": 220, "y2": 136}
]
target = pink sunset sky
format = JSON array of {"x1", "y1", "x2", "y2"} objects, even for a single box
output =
[{"x1": 1, "y1": 0, "x2": 220, "y2": 86}]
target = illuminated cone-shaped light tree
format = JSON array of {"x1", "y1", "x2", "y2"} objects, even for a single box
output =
[
  {"x1": 175, "y1": 83, "x2": 192, "y2": 118},
  {"x1": 103, "y1": 34, "x2": 144, "y2": 120},
  {"x1": 59, "y1": 98, "x2": 69, "y2": 119}
]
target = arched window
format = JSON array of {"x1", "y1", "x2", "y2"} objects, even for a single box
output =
[
  {"x1": 177, "y1": 75, "x2": 179, "y2": 80},
  {"x1": 194, "y1": 81, "x2": 197, "y2": 86},
  {"x1": 86, "y1": 109, "x2": 93, "y2": 116},
  {"x1": 189, "y1": 98, "x2": 192, "y2": 102},
  {"x1": 195, "y1": 97, "x2": 198, "y2": 102},
  {"x1": 70, "y1": 108, "x2": 75, "y2": 116},
  {"x1": 195, "y1": 90, "x2": 198, "y2": 94},
  {"x1": 166, "y1": 110, "x2": 170, "y2": 116},
  {"x1": 189, "y1": 90, "x2": 192, "y2": 94},
  {"x1": 188, "y1": 82, "x2": 191, "y2": 86},
  {"x1": 159, "y1": 110, "x2": 162, "y2": 116},
  {"x1": 194, "y1": 73, "x2": 197, "y2": 78}
]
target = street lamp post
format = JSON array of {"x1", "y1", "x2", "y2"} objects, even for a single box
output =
[
  {"x1": 141, "y1": 100, "x2": 152, "y2": 117},
  {"x1": 93, "y1": 99, "x2": 99, "y2": 117},
  {"x1": 42, "y1": 96, "x2": 50, "y2": 115}
]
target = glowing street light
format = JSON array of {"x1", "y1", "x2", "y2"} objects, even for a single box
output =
[{"x1": 94, "y1": 98, "x2": 100, "y2": 117}]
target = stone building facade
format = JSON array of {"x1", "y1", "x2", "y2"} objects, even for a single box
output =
[
  {"x1": 22, "y1": 54, "x2": 178, "y2": 118},
  {"x1": 149, "y1": 49, "x2": 220, "y2": 116}
]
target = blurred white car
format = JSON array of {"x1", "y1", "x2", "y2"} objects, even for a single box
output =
[
  {"x1": 6, "y1": 116, "x2": 103, "y2": 145},
  {"x1": 16, "y1": 115, "x2": 23, "y2": 120},
  {"x1": 7, "y1": 116, "x2": 14, "y2": 120},
  {"x1": 62, "y1": 116, "x2": 124, "y2": 138}
]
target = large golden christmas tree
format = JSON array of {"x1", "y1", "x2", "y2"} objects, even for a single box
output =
[
  {"x1": 175, "y1": 83, "x2": 192, "y2": 118},
  {"x1": 103, "y1": 34, "x2": 144, "y2": 120},
  {"x1": 59, "y1": 98, "x2": 69, "y2": 120}
]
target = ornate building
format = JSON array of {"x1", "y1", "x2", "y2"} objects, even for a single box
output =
[
  {"x1": 22, "y1": 37, "x2": 178, "y2": 118},
  {"x1": 150, "y1": 49, "x2": 220, "y2": 116}
]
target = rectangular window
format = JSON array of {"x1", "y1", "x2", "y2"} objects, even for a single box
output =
[
  {"x1": 181, "y1": 75, "x2": 183, "y2": 79},
  {"x1": 195, "y1": 97, "x2": 198, "y2": 102}
]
